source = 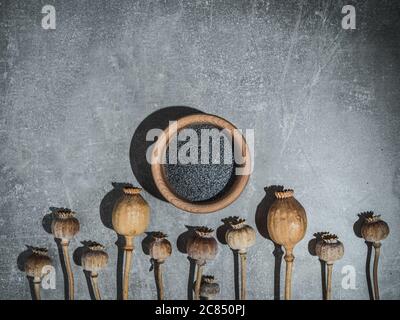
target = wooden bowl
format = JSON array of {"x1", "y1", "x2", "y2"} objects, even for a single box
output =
[{"x1": 151, "y1": 114, "x2": 251, "y2": 214}]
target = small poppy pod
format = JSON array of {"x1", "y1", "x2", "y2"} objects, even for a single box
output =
[
  {"x1": 315, "y1": 233, "x2": 344, "y2": 264},
  {"x1": 112, "y1": 187, "x2": 150, "y2": 237},
  {"x1": 149, "y1": 232, "x2": 172, "y2": 263},
  {"x1": 187, "y1": 227, "x2": 218, "y2": 265},
  {"x1": 51, "y1": 210, "x2": 80, "y2": 241},
  {"x1": 225, "y1": 217, "x2": 256, "y2": 253},
  {"x1": 361, "y1": 214, "x2": 390, "y2": 243},
  {"x1": 199, "y1": 275, "x2": 220, "y2": 299},
  {"x1": 81, "y1": 242, "x2": 109, "y2": 273},
  {"x1": 24, "y1": 247, "x2": 52, "y2": 279}
]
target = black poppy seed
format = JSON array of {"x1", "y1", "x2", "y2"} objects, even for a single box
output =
[{"x1": 165, "y1": 124, "x2": 235, "y2": 202}]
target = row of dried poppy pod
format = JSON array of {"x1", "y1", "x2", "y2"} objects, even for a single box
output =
[{"x1": 22, "y1": 187, "x2": 390, "y2": 300}]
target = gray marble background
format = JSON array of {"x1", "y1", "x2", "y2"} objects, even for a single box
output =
[{"x1": 0, "y1": 0, "x2": 399, "y2": 300}]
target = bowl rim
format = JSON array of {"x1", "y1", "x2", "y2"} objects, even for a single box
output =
[{"x1": 150, "y1": 113, "x2": 251, "y2": 213}]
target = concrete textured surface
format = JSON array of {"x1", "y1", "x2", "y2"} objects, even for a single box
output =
[{"x1": 0, "y1": 0, "x2": 399, "y2": 300}]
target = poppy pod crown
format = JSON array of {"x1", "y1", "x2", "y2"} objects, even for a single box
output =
[
  {"x1": 195, "y1": 227, "x2": 214, "y2": 238},
  {"x1": 87, "y1": 242, "x2": 105, "y2": 251},
  {"x1": 122, "y1": 186, "x2": 142, "y2": 195},
  {"x1": 227, "y1": 216, "x2": 246, "y2": 229},
  {"x1": 365, "y1": 214, "x2": 382, "y2": 223},
  {"x1": 314, "y1": 231, "x2": 330, "y2": 239},
  {"x1": 275, "y1": 189, "x2": 294, "y2": 199},
  {"x1": 54, "y1": 209, "x2": 76, "y2": 219},
  {"x1": 321, "y1": 233, "x2": 339, "y2": 244},
  {"x1": 31, "y1": 247, "x2": 49, "y2": 256},
  {"x1": 202, "y1": 275, "x2": 216, "y2": 284},
  {"x1": 152, "y1": 231, "x2": 168, "y2": 240}
]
